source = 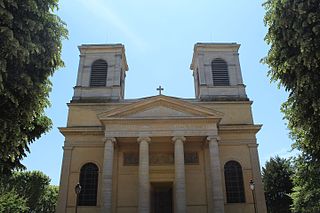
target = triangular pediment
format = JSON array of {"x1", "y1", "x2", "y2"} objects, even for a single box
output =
[
  {"x1": 98, "y1": 95, "x2": 223, "y2": 120},
  {"x1": 127, "y1": 106, "x2": 193, "y2": 118}
]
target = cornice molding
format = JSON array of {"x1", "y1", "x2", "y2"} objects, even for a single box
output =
[
  {"x1": 59, "y1": 126, "x2": 104, "y2": 136},
  {"x1": 219, "y1": 124, "x2": 262, "y2": 133},
  {"x1": 102, "y1": 117, "x2": 220, "y2": 124}
]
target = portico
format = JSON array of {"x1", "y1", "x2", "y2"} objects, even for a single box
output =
[{"x1": 98, "y1": 95, "x2": 225, "y2": 213}]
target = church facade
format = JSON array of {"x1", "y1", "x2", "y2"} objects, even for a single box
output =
[{"x1": 56, "y1": 43, "x2": 267, "y2": 213}]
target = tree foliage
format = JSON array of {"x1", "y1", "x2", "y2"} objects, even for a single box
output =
[
  {"x1": 0, "y1": 191, "x2": 29, "y2": 213},
  {"x1": 262, "y1": 156, "x2": 293, "y2": 213},
  {"x1": 0, "y1": 170, "x2": 58, "y2": 213},
  {"x1": 35, "y1": 185, "x2": 59, "y2": 213},
  {"x1": 9, "y1": 170, "x2": 51, "y2": 210},
  {"x1": 0, "y1": 183, "x2": 29, "y2": 213},
  {"x1": 0, "y1": 0, "x2": 67, "y2": 174},
  {"x1": 263, "y1": 0, "x2": 320, "y2": 212}
]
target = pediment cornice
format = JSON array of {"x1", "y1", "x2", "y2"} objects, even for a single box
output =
[{"x1": 97, "y1": 95, "x2": 224, "y2": 121}]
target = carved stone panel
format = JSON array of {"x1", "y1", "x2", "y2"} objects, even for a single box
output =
[
  {"x1": 184, "y1": 152, "x2": 199, "y2": 165},
  {"x1": 150, "y1": 153, "x2": 174, "y2": 165},
  {"x1": 123, "y1": 152, "x2": 199, "y2": 166},
  {"x1": 123, "y1": 152, "x2": 139, "y2": 166}
]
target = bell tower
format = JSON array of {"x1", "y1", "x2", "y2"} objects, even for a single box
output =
[
  {"x1": 190, "y1": 43, "x2": 247, "y2": 100},
  {"x1": 73, "y1": 44, "x2": 128, "y2": 101}
]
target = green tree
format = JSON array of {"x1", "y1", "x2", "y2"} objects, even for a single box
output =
[
  {"x1": 0, "y1": 190, "x2": 29, "y2": 213},
  {"x1": 262, "y1": 156, "x2": 293, "y2": 213},
  {"x1": 9, "y1": 171, "x2": 51, "y2": 211},
  {"x1": 35, "y1": 185, "x2": 59, "y2": 213},
  {"x1": 0, "y1": 170, "x2": 59, "y2": 213},
  {"x1": 263, "y1": 0, "x2": 320, "y2": 212},
  {"x1": 0, "y1": 0, "x2": 67, "y2": 174}
]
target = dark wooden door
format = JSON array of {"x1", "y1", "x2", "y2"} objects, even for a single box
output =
[{"x1": 152, "y1": 186, "x2": 172, "y2": 213}]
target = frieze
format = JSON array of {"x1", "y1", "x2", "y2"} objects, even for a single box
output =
[
  {"x1": 104, "y1": 119, "x2": 216, "y2": 125},
  {"x1": 123, "y1": 152, "x2": 199, "y2": 166},
  {"x1": 107, "y1": 130, "x2": 214, "y2": 138},
  {"x1": 105, "y1": 122, "x2": 215, "y2": 131}
]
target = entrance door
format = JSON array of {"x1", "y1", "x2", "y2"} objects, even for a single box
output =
[{"x1": 151, "y1": 182, "x2": 173, "y2": 213}]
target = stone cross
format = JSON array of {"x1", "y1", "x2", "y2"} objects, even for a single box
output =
[{"x1": 156, "y1": 86, "x2": 164, "y2": 95}]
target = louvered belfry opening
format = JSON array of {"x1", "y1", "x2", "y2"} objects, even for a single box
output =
[
  {"x1": 211, "y1": 58, "x2": 230, "y2": 86},
  {"x1": 90, "y1": 59, "x2": 108, "y2": 86}
]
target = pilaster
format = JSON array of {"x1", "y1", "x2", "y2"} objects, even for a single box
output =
[
  {"x1": 248, "y1": 144, "x2": 267, "y2": 213},
  {"x1": 56, "y1": 145, "x2": 73, "y2": 213}
]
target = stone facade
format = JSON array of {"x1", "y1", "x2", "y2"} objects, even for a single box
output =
[{"x1": 56, "y1": 43, "x2": 267, "y2": 213}]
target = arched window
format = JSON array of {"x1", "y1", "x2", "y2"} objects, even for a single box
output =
[
  {"x1": 78, "y1": 163, "x2": 99, "y2": 206},
  {"x1": 90, "y1": 59, "x2": 108, "y2": 86},
  {"x1": 211, "y1": 58, "x2": 229, "y2": 86},
  {"x1": 224, "y1": 161, "x2": 245, "y2": 203}
]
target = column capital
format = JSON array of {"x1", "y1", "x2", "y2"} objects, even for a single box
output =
[
  {"x1": 137, "y1": 136, "x2": 151, "y2": 144},
  {"x1": 104, "y1": 137, "x2": 116, "y2": 144},
  {"x1": 207, "y1": 135, "x2": 220, "y2": 142},
  {"x1": 172, "y1": 136, "x2": 186, "y2": 143}
]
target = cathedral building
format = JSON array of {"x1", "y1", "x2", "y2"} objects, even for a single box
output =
[{"x1": 56, "y1": 43, "x2": 267, "y2": 213}]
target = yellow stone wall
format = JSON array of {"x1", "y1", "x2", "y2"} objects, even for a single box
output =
[{"x1": 58, "y1": 98, "x2": 265, "y2": 213}]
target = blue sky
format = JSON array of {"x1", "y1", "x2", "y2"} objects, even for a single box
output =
[{"x1": 23, "y1": 0, "x2": 294, "y2": 185}]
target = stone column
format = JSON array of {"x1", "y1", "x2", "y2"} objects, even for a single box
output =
[
  {"x1": 137, "y1": 137, "x2": 151, "y2": 213},
  {"x1": 172, "y1": 136, "x2": 187, "y2": 213},
  {"x1": 101, "y1": 137, "x2": 116, "y2": 213},
  {"x1": 207, "y1": 136, "x2": 224, "y2": 213},
  {"x1": 248, "y1": 144, "x2": 267, "y2": 213}
]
